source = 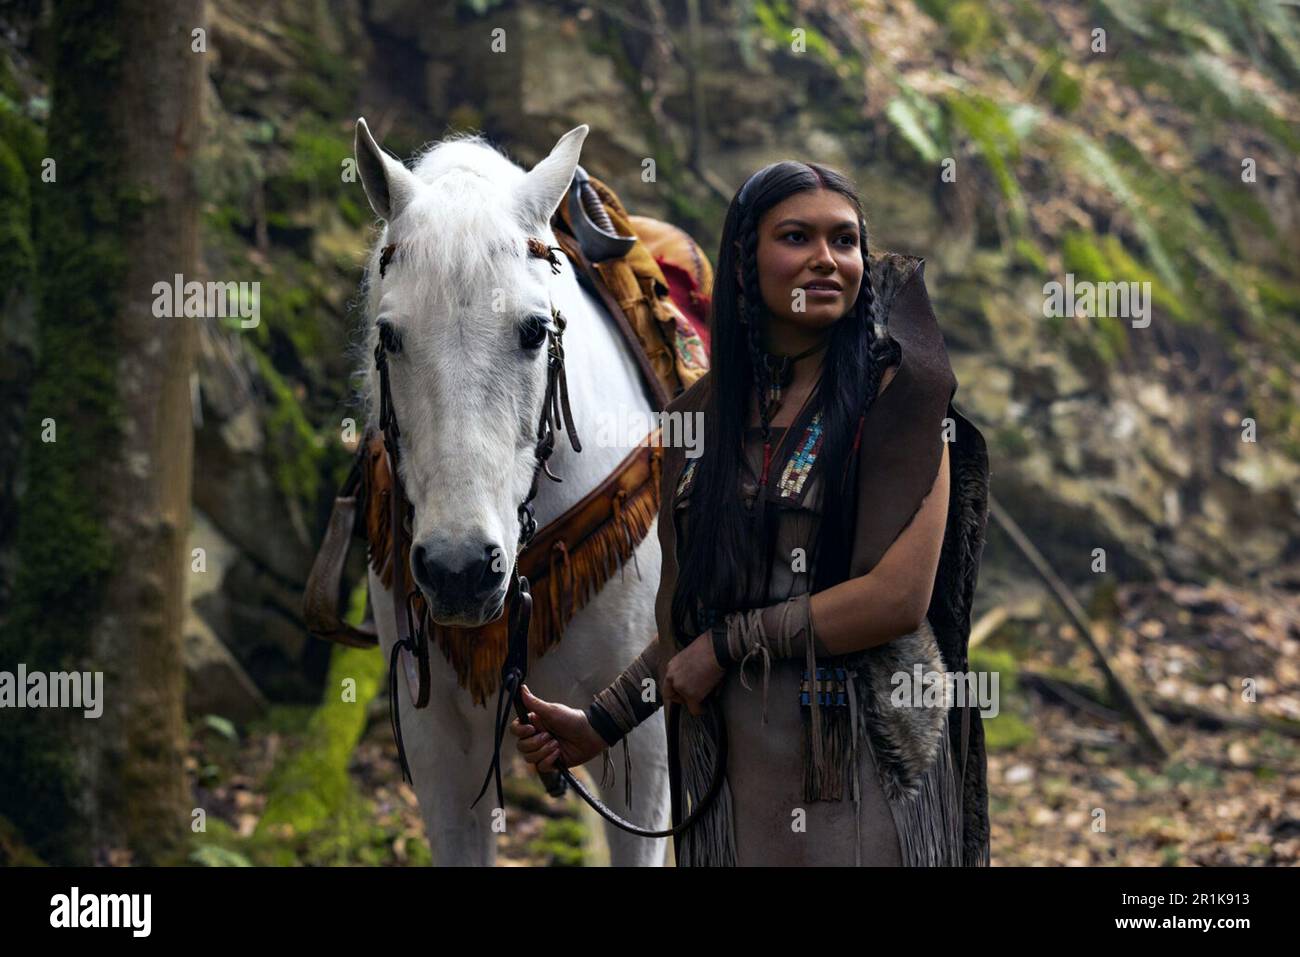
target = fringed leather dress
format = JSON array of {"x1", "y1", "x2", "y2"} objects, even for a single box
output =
[{"x1": 709, "y1": 422, "x2": 904, "y2": 865}]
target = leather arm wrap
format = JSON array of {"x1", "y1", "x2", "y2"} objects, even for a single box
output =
[
  {"x1": 709, "y1": 592, "x2": 832, "y2": 724},
  {"x1": 709, "y1": 592, "x2": 831, "y2": 667},
  {"x1": 585, "y1": 640, "x2": 663, "y2": 747}
]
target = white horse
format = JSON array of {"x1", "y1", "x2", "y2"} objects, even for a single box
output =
[{"x1": 353, "y1": 118, "x2": 669, "y2": 866}]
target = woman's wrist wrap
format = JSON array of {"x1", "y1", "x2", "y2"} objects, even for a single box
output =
[
  {"x1": 711, "y1": 592, "x2": 829, "y2": 723},
  {"x1": 585, "y1": 645, "x2": 661, "y2": 747}
]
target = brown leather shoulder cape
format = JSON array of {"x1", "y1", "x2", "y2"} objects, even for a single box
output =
[{"x1": 651, "y1": 252, "x2": 992, "y2": 865}]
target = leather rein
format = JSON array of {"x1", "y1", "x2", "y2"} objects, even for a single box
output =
[{"x1": 373, "y1": 238, "x2": 724, "y2": 840}]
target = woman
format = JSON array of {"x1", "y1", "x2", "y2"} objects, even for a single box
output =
[{"x1": 510, "y1": 161, "x2": 991, "y2": 866}]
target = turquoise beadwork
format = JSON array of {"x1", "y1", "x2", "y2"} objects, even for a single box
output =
[
  {"x1": 676, "y1": 458, "x2": 698, "y2": 499},
  {"x1": 776, "y1": 411, "x2": 823, "y2": 501},
  {"x1": 676, "y1": 410, "x2": 823, "y2": 505}
]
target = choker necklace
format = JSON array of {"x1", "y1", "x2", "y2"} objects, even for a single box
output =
[{"x1": 760, "y1": 339, "x2": 826, "y2": 409}]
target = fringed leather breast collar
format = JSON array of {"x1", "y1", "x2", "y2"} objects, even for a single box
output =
[{"x1": 361, "y1": 427, "x2": 663, "y2": 707}]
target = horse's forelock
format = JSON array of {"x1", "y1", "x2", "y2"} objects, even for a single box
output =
[{"x1": 354, "y1": 134, "x2": 539, "y2": 428}]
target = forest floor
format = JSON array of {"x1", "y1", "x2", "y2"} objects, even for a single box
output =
[{"x1": 186, "y1": 575, "x2": 1300, "y2": 866}]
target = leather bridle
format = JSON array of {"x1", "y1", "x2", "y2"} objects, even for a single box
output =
[{"x1": 374, "y1": 236, "x2": 724, "y2": 840}]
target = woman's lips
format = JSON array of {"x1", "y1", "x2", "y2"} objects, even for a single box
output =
[{"x1": 803, "y1": 286, "x2": 841, "y2": 300}]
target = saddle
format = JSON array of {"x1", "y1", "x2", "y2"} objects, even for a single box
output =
[
  {"x1": 554, "y1": 165, "x2": 710, "y2": 402},
  {"x1": 302, "y1": 168, "x2": 713, "y2": 703}
]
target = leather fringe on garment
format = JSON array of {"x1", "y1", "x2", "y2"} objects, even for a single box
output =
[
  {"x1": 676, "y1": 619, "x2": 966, "y2": 867},
  {"x1": 677, "y1": 707, "x2": 738, "y2": 867},
  {"x1": 720, "y1": 598, "x2": 854, "y2": 804}
]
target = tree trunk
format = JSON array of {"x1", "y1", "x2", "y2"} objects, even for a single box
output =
[
  {"x1": 92, "y1": 0, "x2": 206, "y2": 865},
  {"x1": 0, "y1": 0, "x2": 205, "y2": 865}
]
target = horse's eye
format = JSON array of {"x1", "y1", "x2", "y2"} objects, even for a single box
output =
[
  {"x1": 519, "y1": 314, "x2": 549, "y2": 350},
  {"x1": 378, "y1": 321, "x2": 402, "y2": 355}
]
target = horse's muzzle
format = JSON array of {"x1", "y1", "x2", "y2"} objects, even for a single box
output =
[{"x1": 412, "y1": 536, "x2": 508, "y2": 624}]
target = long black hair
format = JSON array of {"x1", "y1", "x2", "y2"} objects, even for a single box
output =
[{"x1": 669, "y1": 161, "x2": 901, "y2": 644}]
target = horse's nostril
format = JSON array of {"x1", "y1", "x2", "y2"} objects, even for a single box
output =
[
  {"x1": 481, "y1": 544, "x2": 503, "y2": 586},
  {"x1": 413, "y1": 544, "x2": 441, "y2": 591},
  {"x1": 414, "y1": 540, "x2": 505, "y2": 601},
  {"x1": 465, "y1": 544, "x2": 503, "y2": 592}
]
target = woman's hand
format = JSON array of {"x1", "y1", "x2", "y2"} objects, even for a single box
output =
[
  {"x1": 509, "y1": 685, "x2": 607, "y2": 773},
  {"x1": 662, "y1": 634, "x2": 727, "y2": 716}
]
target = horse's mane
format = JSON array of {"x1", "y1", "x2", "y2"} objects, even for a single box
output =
[{"x1": 350, "y1": 130, "x2": 532, "y2": 425}]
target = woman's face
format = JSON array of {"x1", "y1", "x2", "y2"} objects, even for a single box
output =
[{"x1": 749, "y1": 188, "x2": 864, "y2": 340}]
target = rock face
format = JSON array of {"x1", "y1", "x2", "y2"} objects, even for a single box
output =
[
  {"x1": 2, "y1": 0, "x2": 1296, "y2": 709},
  {"x1": 184, "y1": 508, "x2": 269, "y2": 723},
  {"x1": 193, "y1": 333, "x2": 314, "y2": 585},
  {"x1": 183, "y1": 610, "x2": 268, "y2": 725}
]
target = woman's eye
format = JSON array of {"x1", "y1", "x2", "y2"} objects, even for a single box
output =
[
  {"x1": 378, "y1": 322, "x2": 402, "y2": 355},
  {"x1": 519, "y1": 315, "x2": 549, "y2": 350}
]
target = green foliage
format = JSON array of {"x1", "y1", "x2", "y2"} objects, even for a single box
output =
[
  {"x1": 190, "y1": 841, "x2": 253, "y2": 867},
  {"x1": 202, "y1": 714, "x2": 240, "y2": 743},
  {"x1": 945, "y1": 2, "x2": 995, "y2": 55},
  {"x1": 913, "y1": 0, "x2": 958, "y2": 23},
  {"x1": 885, "y1": 76, "x2": 950, "y2": 164},
  {"x1": 1124, "y1": 765, "x2": 1172, "y2": 794},
  {"x1": 1043, "y1": 56, "x2": 1082, "y2": 114},
  {"x1": 1058, "y1": 225, "x2": 1190, "y2": 353},
  {"x1": 982, "y1": 708, "x2": 1035, "y2": 752},
  {"x1": 271, "y1": 120, "x2": 351, "y2": 202},
  {"x1": 1163, "y1": 761, "x2": 1222, "y2": 789},
  {"x1": 282, "y1": 26, "x2": 357, "y2": 119},
  {"x1": 1057, "y1": 132, "x2": 1182, "y2": 293},
  {"x1": 1201, "y1": 177, "x2": 1276, "y2": 245},
  {"x1": 249, "y1": 344, "x2": 326, "y2": 508},
  {"x1": 916, "y1": 0, "x2": 998, "y2": 55},
  {"x1": 945, "y1": 91, "x2": 1035, "y2": 229},
  {"x1": 191, "y1": 785, "x2": 433, "y2": 867},
  {"x1": 255, "y1": 583, "x2": 383, "y2": 838},
  {"x1": 992, "y1": 424, "x2": 1032, "y2": 458},
  {"x1": 0, "y1": 140, "x2": 33, "y2": 303},
  {"x1": 750, "y1": 0, "x2": 862, "y2": 81},
  {"x1": 1103, "y1": 2, "x2": 1300, "y2": 152},
  {"x1": 880, "y1": 0, "x2": 1299, "y2": 387},
  {"x1": 968, "y1": 648, "x2": 1035, "y2": 751},
  {"x1": 527, "y1": 817, "x2": 588, "y2": 867},
  {"x1": 1012, "y1": 237, "x2": 1048, "y2": 273},
  {"x1": 184, "y1": 583, "x2": 430, "y2": 866},
  {"x1": 753, "y1": 1, "x2": 803, "y2": 47},
  {"x1": 0, "y1": 56, "x2": 42, "y2": 303},
  {"x1": 1056, "y1": 232, "x2": 1126, "y2": 365}
]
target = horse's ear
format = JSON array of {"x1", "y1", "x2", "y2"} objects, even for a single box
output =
[
  {"x1": 355, "y1": 117, "x2": 419, "y2": 222},
  {"x1": 514, "y1": 124, "x2": 589, "y2": 231}
]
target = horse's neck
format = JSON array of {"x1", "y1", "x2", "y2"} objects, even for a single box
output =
[{"x1": 529, "y1": 260, "x2": 657, "y2": 527}]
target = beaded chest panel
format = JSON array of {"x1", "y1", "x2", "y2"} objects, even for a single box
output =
[
  {"x1": 774, "y1": 411, "x2": 823, "y2": 502},
  {"x1": 673, "y1": 410, "x2": 826, "y2": 507}
]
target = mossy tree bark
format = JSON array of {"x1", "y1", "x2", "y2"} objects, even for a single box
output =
[{"x1": 0, "y1": 0, "x2": 206, "y2": 864}]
